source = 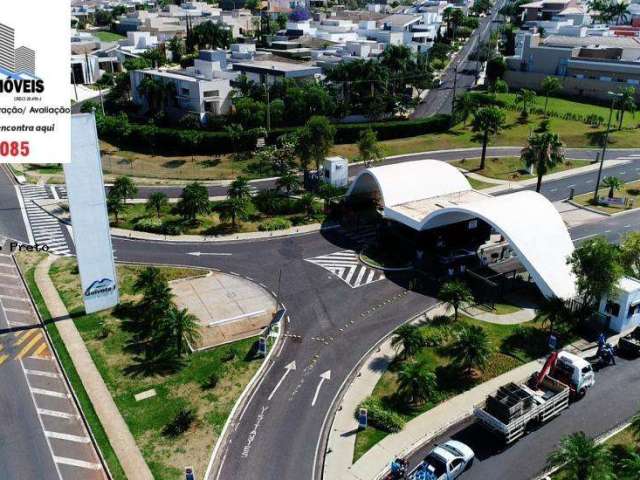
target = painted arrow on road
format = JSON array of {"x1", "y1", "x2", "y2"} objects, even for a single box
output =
[
  {"x1": 267, "y1": 361, "x2": 296, "y2": 401},
  {"x1": 187, "y1": 252, "x2": 233, "y2": 256},
  {"x1": 311, "y1": 370, "x2": 331, "y2": 407}
]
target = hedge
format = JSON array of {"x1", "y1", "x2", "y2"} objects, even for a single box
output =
[
  {"x1": 357, "y1": 397, "x2": 405, "y2": 433},
  {"x1": 96, "y1": 113, "x2": 452, "y2": 155}
]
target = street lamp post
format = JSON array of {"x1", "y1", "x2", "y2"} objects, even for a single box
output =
[
  {"x1": 451, "y1": 64, "x2": 459, "y2": 124},
  {"x1": 593, "y1": 92, "x2": 621, "y2": 203}
]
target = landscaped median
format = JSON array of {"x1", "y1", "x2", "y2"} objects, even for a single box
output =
[
  {"x1": 571, "y1": 180, "x2": 640, "y2": 215},
  {"x1": 17, "y1": 253, "x2": 268, "y2": 480}
]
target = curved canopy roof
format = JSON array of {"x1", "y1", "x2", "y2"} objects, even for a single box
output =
[{"x1": 347, "y1": 160, "x2": 576, "y2": 299}]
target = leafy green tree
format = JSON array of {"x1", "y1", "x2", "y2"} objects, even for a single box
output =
[
  {"x1": 178, "y1": 182, "x2": 211, "y2": 222},
  {"x1": 164, "y1": 305, "x2": 202, "y2": 357},
  {"x1": 397, "y1": 361, "x2": 438, "y2": 405},
  {"x1": 450, "y1": 325, "x2": 491, "y2": 375},
  {"x1": 227, "y1": 176, "x2": 252, "y2": 200},
  {"x1": 107, "y1": 191, "x2": 125, "y2": 226},
  {"x1": 537, "y1": 295, "x2": 572, "y2": 335},
  {"x1": 146, "y1": 192, "x2": 168, "y2": 218},
  {"x1": 486, "y1": 56, "x2": 507, "y2": 85},
  {"x1": 455, "y1": 92, "x2": 476, "y2": 125},
  {"x1": 620, "y1": 232, "x2": 640, "y2": 278},
  {"x1": 134, "y1": 266, "x2": 163, "y2": 296},
  {"x1": 631, "y1": 410, "x2": 640, "y2": 442},
  {"x1": 193, "y1": 21, "x2": 232, "y2": 49},
  {"x1": 167, "y1": 36, "x2": 185, "y2": 62},
  {"x1": 438, "y1": 280, "x2": 474, "y2": 322},
  {"x1": 276, "y1": 170, "x2": 300, "y2": 194},
  {"x1": 298, "y1": 116, "x2": 336, "y2": 175},
  {"x1": 520, "y1": 131, "x2": 565, "y2": 192},
  {"x1": 298, "y1": 193, "x2": 316, "y2": 218},
  {"x1": 516, "y1": 88, "x2": 537, "y2": 117},
  {"x1": 391, "y1": 324, "x2": 424, "y2": 359},
  {"x1": 601, "y1": 176, "x2": 622, "y2": 199},
  {"x1": 567, "y1": 236, "x2": 624, "y2": 306},
  {"x1": 615, "y1": 86, "x2": 637, "y2": 130},
  {"x1": 619, "y1": 451, "x2": 640, "y2": 480},
  {"x1": 218, "y1": 197, "x2": 249, "y2": 230},
  {"x1": 112, "y1": 176, "x2": 138, "y2": 205},
  {"x1": 472, "y1": 107, "x2": 506, "y2": 170},
  {"x1": 541, "y1": 77, "x2": 562, "y2": 114},
  {"x1": 546, "y1": 432, "x2": 613, "y2": 480},
  {"x1": 358, "y1": 128, "x2": 383, "y2": 167},
  {"x1": 137, "y1": 76, "x2": 176, "y2": 114}
]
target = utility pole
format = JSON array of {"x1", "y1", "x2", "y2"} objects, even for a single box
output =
[
  {"x1": 593, "y1": 92, "x2": 620, "y2": 203},
  {"x1": 265, "y1": 83, "x2": 271, "y2": 132},
  {"x1": 450, "y1": 64, "x2": 459, "y2": 123}
]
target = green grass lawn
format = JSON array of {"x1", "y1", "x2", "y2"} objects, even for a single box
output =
[
  {"x1": 91, "y1": 31, "x2": 125, "y2": 42},
  {"x1": 572, "y1": 180, "x2": 640, "y2": 214},
  {"x1": 450, "y1": 156, "x2": 590, "y2": 182},
  {"x1": 42, "y1": 257, "x2": 264, "y2": 479},
  {"x1": 110, "y1": 197, "x2": 325, "y2": 236},
  {"x1": 353, "y1": 315, "x2": 551, "y2": 461}
]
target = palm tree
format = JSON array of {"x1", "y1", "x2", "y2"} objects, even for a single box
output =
[
  {"x1": 601, "y1": 176, "x2": 622, "y2": 199},
  {"x1": 609, "y1": 1, "x2": 630, "y2": 25},
  {"x1": 228, "y1": 176, "x2": 252, "y2": 200},
  {"x1": 164, "y1": 305, "x2": 202, "y2": 357},
  {"x1": 438, "y1": 280, "x2": 474, "y2": 322},
  {"x1": 455, "y1": 92, "x2": 476, "y2": 126},
  {"x1": 521, "y1": 131, "x2": 565, "y2": 192},
  {"x1": 397, "y1": 361, "x2": 438, "y2": 405},
  {"x1": 615, "y1": 86, "x2": 637, "y2": 130},
  {"x1": 146, "y1": 192, "x2": 168, "y2": 219},
  {"x1": 619, "y1": 451, "x2": 640, "y2": 480},
  {"x1": 541, "y1": 77, "x2": 562, "y2": 115},
  {"x1": 218, "y1": 197, "x2": 249, "y2": 230},
  {"x1": 298, "y1": 193, "x2": 316, "y2": 218},
  {"x1": 137, "y1": 76, "x2": 176, "y2": 114},
  {"x1": 178, "y1": 182, "x2": 211, "y2": 222},
  {"x1": 516, "y1": 88, "x2": 537, "y2": 118},
  {"x1": 134, "y1": 266, "x2": 163, "y2": 295},
  {"x1": 537, "y1": 295, "x2": 570, "y2": 335},
  {"x1": 276, "y1": 170, "x2": 300, "y2": 194},
  {"x1": 391, "y1": 324, "x2": 424, "y2": 359},
  {"x1": 546, "y1": 432, "x2": 613, "y2": 480},
  {"x1": 472, "y1": 107, "x2": 506, "y2": 170},
  {"x1": 112, "y1": 176, "x2": 138, "y2": 206},
  {"x1": 450, "y1": 325, "x2": 491, "y2": 375},
  {"x1": 107, "y1": 191, "x2": 124, "y2": 226}
]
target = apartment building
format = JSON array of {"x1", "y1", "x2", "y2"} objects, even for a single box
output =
[
  {"x1": 0, "y1": 22, "x2": 15, "y2": 72},
  {"x1": 15, "y1": 46, "x2": 35, "y2": 76}
]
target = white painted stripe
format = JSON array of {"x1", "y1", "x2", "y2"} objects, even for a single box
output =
[
  {"x1": 53, "y1": 456, "x2": 101, "y2": 470},
  {"x1": 344, "y1": 265, "x2": 358, "y2": 284},
  {"x1": 50, "y1": 185, "x2": 59, "y2": 201},
  {"x1": 15, "y1": 185, "x2": 35, "y2": 245},
  {"x1": 366, "y1": 269, "x2": 376, "y2": 284},
  {"x1": 38, "y1": 408, "x2": 77, "y2": 420},
  {"x1": 0, "y1": 294, "x2": 28, "y2": 301},
  {"x1": 4, "y1": 307, "x2": 31, "y2": 314},
  {"x1": 31, "y1": 388, "x2": 70, "y2": 399},
  {"x1": 45, "y1": 431, "x2": 90, "y2": 443},
  {"x1": 0, "y1": 272, "x2": 18, "y2": 278},
  {"x1": 310, "y1": 261, "x2": 360, "y2": 267},
  {"x1": 26, "y1": 369, "x2": 61, "y2": 379},
  {"x1": 353, "y1": 265, "x2": 367, "y2": 286}
]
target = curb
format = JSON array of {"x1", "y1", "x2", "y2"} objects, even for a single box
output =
[
  {"x1": 567, "y1": 199, "x2": 639, "y2": 218},
  {"x1": 357, "y1": 252, "x2": 413, "y2": 272}
]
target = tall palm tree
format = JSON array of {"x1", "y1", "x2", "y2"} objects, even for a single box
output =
[
  {"x1": 601, "y1": 176, "x2": 622, "y2": 199},
  {"x1": 537, "y1": 295, "x2": 570, "y2": 335},
  {"x1": 546, "y1": 432, "x2": 613, "y2": 480},
  {"x1": 134, "y1": 266, "x2": 163, "y2": 295},
  {"x1": 609, "y1": 1, "x2": 630, "y2": 25},
  {"x1": 276, "y1": 170, "x2": 300, "y2": 194},
  {"x1": 450, "y1": 325, "x2": 491, "y2": 375},
  {"x1": 472, "y1": 107, "x2": 506, "y2": 170},
  {"x1": 164, "y1": 305, "x2": 202, "y2": 357},
  {"x1": 516, "y1": 88, "x2": 537, "y2": 117},
  {"x1": 112, "y1": 176, "x2": 138, "y2": 206},
  {"x1": 439, "y1": 280, "x2": 474, "y2": 322},
  {"x1": 521, "y1": 131, "x2": 565, "y2": 192},
  {"x1": 397, "y1": 361, "x2": 437, "y2": 405},
  {"x1": 455, "y1": 92, "x2": 476, "y2": 126},
  {"x1": 541, "y1": 77, "x2": 562, "y2": 115},
  {"x1": 178, "y1": 182, "x2": 211, "y2": 222},
  {"x1": 218, "y1": 197, "x2": 249, "y2": 230},
  {"x1": 146, "y1": 192, "x2": 169, "y2": 219},
  {"x1": 227, "y1": 176, "x2": 252, "y2": 200},
  {"x1": 615, "y1": 86, "x2": 637, "y2": 130},
  {"x1": 299, "y1": 193, "x2": 316, "y2": 218},
  {"x1": 391, "y1": 324, "x2": 424, "y2": 359},
  {"x1": 107, "y1": 192, "x2": 124, "y2": 226}
]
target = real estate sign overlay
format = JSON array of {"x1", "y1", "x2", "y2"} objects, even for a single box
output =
[{"x1": 0, "y1": 0, "x2": 70, "y2": 163}]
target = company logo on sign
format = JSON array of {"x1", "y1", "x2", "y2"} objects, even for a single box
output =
[
  {"x1": 0, "y1": 21, "x2": 43, "y2": 92},
  {"x1": 84, "y1": 278, "x2": 116, "y2": 298}
]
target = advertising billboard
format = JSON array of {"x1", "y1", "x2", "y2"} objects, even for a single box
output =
[{"x1": 65, "y1": 113, "x2": 119, "y2": 314}]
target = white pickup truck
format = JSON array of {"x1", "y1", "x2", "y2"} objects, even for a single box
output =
[{"x1": 408, "y1": 440, "x2": 475, "y2": 480}]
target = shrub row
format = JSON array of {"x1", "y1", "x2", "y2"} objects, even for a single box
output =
[
  {"x1": 502, "y1": 102, "x2": 606, "y2": 127},
  {"x1": 357, "y1": 397, "x2": 405, "y2": 433},
  {"x1": 258, "y1": 217, "x2": 292, "y2": 231},
  {"x1": 96, "y1": 113, "x2": 452, "y2": 155},
  {"x1": 133, "y1": 217, "x2": 182, "y2": 235}
]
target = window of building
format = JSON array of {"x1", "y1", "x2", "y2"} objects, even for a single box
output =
[
  {"x1": 180, "y1": 87, "x2": 189, "y2": 96},
  {"x1": 204, "y1": 90, "x2": 220, "y2": 98},
  {"x1": 605, "y1": 301, "x2": 620, "y2": 316}
]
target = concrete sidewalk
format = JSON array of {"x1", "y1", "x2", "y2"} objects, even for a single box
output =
[{"x1": 35, "y1": 256, "x2": 153, "y2": 480}]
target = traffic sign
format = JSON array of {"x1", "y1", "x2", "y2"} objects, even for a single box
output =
[
  {"x1": 185, "y1": 466, "x2": 195, "y2": 480},
  {"x1": 548, "y1": 334, "x2": 557, "y2": 350},
  {"x1": 358, "y1": 408, "x2": 368, "y2": 429},
  {"x1": 258, "y1": 337, "x2": 267, "y2": 356}
]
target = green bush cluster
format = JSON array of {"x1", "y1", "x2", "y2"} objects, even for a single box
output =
[
  {"x1": 357, "y1": 397, "x2": 406, "y2": 433},
  {"x1": 133, "y1": 217, "x2": 183, "y2": 235},
  {"x1": 258, "y1": 217, "x2": 292, "y2": 231},
  {"x1": 97, "y1": 112, "x2": 451, "y2": 155},
  {"x1": 502, "y1": 101, "x2": 606, "y2": 127}
]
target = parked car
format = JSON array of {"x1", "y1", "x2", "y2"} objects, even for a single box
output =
[{"x1": 409, "y1": 440, "x2": 474, "y2": 480}]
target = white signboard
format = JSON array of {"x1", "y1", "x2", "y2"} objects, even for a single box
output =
[
  {"x1": 0, "y1": 0, "x2": 70, "y2": 163},
  {"x1": 65, "y1": 114, "x2": 119, "y2": 314}
]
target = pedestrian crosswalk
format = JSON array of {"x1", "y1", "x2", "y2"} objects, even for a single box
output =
[
  {"x1": 18, "y1": 185, "x2": 73, "y2": 256},
  {"x1": 305, "y1": 250, "x2": 385, "y2": 288}
]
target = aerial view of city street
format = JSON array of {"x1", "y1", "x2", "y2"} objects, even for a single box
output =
[{"x1": 1, "y1": 0, "x2": 640, "y2": 479}]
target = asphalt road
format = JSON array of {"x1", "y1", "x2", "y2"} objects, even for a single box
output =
[
  {"x1": 406, "y1": 353, "x2": 640, "y2": 480},
  {"x1": 0, "y1": 165, "x2": 29, "y2": 244},
  {"x1": 412, "y1": 2, "x2": 503, "y2": 118}
]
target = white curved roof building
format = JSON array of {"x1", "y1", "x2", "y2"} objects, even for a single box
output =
[{"x1": 347, "y1": 160, "x2": 577, "y2": 299}]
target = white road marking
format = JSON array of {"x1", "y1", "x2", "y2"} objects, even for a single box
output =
[
  {"x1": 305, "y1": 251, "x2": 385, "y2": 288},
  {"x1": 53, "y1": 456, "x2": 102, "y2": 470},
  {"x1": 30, "y1": 388, "x2": 71, "y2": 399},
  {"x1": 5, "y1": 307, "x2": 31, "y2": 314},
  {"x1": 267, "y1": 361, "x2": 296, "y2": 401},
  {"x1": 45, "y1": 431, "x2": 90, "y2": 443},
  {"x1": 26, "y1": 369, "x2": 62, "y2": 379},
  {"x1": 311, "y1": 370, "x2": 331, "y2": 407},
  {"x1": 37, "y1": 408, "x2": 77, "y2": 420}
]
